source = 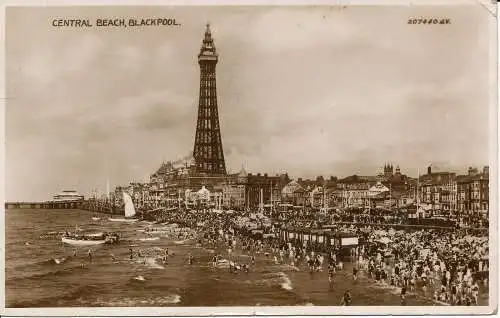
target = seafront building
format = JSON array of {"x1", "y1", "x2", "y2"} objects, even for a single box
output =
[{"x1": 53, "y1": 190, "x2": 84, "y2": 202}]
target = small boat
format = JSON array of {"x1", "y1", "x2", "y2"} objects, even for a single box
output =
[
  {"x1": 108, "y1": 218, "x2": 138, "y2": 222},
  {"x1": 174, "y1": 239, "x2": 193, "y2": 245},
  {"x1": 62, "y1": 231, "x2": 120, "y2": 246},
  {"x1": 62, "y1": 236, "x2": 107, "y2": 246},
  {"x1": 91, "y1": 216, "x2": 101, "y2": 221},
  {"x1": 108, "y1": 192, "x2": 138, "y2": 222},
  {"x1": 138, "y1": 237, "x2": 160, "y2": 242}
]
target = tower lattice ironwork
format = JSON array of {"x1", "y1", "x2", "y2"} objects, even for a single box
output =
[{"x1": 193, "y1": 24, "x2": 226, "y2": 175}]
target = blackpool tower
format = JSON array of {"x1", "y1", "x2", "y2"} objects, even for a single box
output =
[{"x1": 193, "y1": 24, "x2": 227, "y2": 175}]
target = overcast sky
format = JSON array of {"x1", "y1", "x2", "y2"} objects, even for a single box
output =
[{"x1": 6, "y1": 5, "x2": 493, "y2": 201}]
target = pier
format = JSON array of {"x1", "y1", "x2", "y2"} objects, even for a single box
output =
[
  {"x1": 5, "y1": 201, "x2": 83, "y2": 210},
  {"x1": 4, "y1": 200, "x2": 145, "y2": 218}
]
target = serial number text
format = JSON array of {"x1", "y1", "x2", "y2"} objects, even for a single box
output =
[{"x1": 408, "y1": 18, "x2": 451, "y2": 25}]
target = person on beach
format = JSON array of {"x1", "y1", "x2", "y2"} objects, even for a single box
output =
[
  {"x1": 337, "y1": 261, "x2": 343, "y2": 271},
  {"x1": 164, "y1": 248, "x2": 169, "y2": 262},
  {"x1": 451, "y1": 282, "x2": 458, "y2": 304},
  {"x1": 340, "y1": 290, "x2": 352, "y2": 306},
  {"x1": 472, "y1": 281, "x2": 479, "y2": 304},
  {"x1": 87, "y1": 249, "x2": 93, "y2": 262},
  {"x1": 328, "y1": 264, "x2": 335, "y2": 283},
  {"x1": 400, "y1": 286, "x2": 407, "y2": 305},
  {"x1": 353, "y1": 265, "x2": 358, "y2": 281},
  {"x1": 242, "y1": 263, "x2": 250, "y2": 273}
]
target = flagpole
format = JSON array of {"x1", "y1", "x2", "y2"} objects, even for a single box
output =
[{"x1": 417, "y1": 168, "x2": 420, "y2": 217}]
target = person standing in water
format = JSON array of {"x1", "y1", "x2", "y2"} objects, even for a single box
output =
[
  {"x1": 129, "y1": 248, "x2": 134, "y2": 260},
  {"x1": 88, "y1": 249, "x2": 93, "y2": 262},
  {"x1": 212, "y1": 254, "x2": 218, "y2": 267}
]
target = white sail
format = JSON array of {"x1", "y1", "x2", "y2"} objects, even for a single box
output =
[{"x1": 123, "y1": 192, "x2": 136, "y2": 217}]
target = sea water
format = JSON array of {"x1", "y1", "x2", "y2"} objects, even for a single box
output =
[{"x1": 5, "y1": 209, "x2": 488, "y2": 307}]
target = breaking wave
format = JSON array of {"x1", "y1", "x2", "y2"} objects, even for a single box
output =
[
  {"x1": 87, "y1": 294, "x2": 182, "y2": 306},
  {"x1": 7, "y1": 265, "x2": 89, "y2": 284},
  {"x1": 250, "y1": 272, "x2": 294, "y2": 291},
  {"x1": 7, "y1": 284, "x2": 100, "y2": 308}
]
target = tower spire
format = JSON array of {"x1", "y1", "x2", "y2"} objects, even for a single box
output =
[
  {"x1": 199, "y1": 22, "x2": 217, "y2": 59},
  {"x1": 205, "y1": 22, "x2": 211, "y2": 38}
]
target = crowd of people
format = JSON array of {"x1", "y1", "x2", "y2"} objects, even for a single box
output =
[
  {"x1": 354, "y1": 228, "x2": 488, "y2": 305},
  {"x1": 150, "y1": 206, "x2": 488, "y2": 306}
]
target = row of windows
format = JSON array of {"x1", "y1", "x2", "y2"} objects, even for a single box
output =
[{"x1": 198, "y1": 162, "x2": 225, "y2": 171}]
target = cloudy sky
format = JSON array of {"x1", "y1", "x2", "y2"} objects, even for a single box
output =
[{"x1": 6, "y1": 5, "x2": 493, "y2": 201}]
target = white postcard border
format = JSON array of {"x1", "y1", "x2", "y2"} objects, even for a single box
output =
[{"x1": 0, "y1": 0, "x2": 497, "y2": 316}]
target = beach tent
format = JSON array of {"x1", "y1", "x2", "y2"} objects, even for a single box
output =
[
  {"x1": 377, "y1": 237, "x2": 392, "y2": 244},
  {"x1": 374, "y1": 230, "x2": 387, "y2": 236},
  {"x1": 197, "y1": 186, "x2": 210, "y2": 201},
  {"x1": 368, "y1": 182, "x2": 390, "y2": 196}
]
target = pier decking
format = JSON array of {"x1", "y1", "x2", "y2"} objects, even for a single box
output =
[{"x1": 5, "y1": 201, "x2": 83, "y2": 209}]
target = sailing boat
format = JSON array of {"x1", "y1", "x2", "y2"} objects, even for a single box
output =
[{"x1": 108, "y1": 192, "x2": 139, "y2": 222}]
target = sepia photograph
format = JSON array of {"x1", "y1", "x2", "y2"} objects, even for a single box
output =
[{"x1": 2, "y1": 1, "x2": 497, "y2": 316}]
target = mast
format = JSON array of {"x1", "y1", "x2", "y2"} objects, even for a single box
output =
[
  {"x1": 106, "y1": 179, "x2": 110, "y2": 201},
  {"x1": 389, "y1": 183, "x2": 392, "y2": 208},
  {"x1": 259, "y1": 187, "x2": 264, "y2": 213},
  {"x1": 246, "y1": 189, "x2": 249, "y2": 211},
  {"x1": 270, "y1": 182, "x2": 273, "y2": 214},
  {"x1": 178, "y1": 189, "x2": 181, "y2": 210},
  {"x1": 322, "y1": 185, "x2": 325, "y2": 211},
  {"x1": 416, "y1": 168, "x2": 420, "y2": 216}
]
